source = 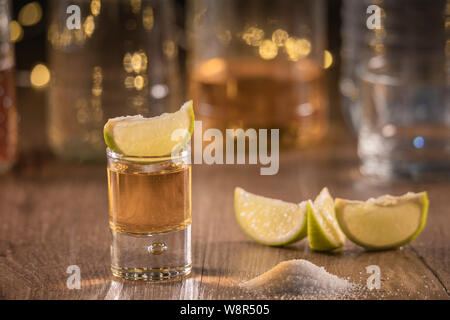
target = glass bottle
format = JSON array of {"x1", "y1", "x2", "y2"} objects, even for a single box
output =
[
  {"x1": 341, "y1": 0, "x2": 450, "y2": 179},
  {"x1": 0, "y1": 0, "x2": 18, "y2": 172},
  {"x1": 47, "y1": 0, "x2": 182, "y2": 161},
  {"x1": 187, "y1": 0, "x2": 328, "y2": 149}
]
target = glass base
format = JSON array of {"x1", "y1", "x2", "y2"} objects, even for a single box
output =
[
  {"x1": 110, "y1": 226, "x2": 191, "y2": 281},
  {"x1": 111, "y1": 265, "x2": 192, "y2": 281}
]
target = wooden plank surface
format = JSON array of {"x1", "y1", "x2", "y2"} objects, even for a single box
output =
[
  {"x1": 0, "y1": 87, "x2": 448, "y2": 300},
  {"x1": 0, "y1": 132, "x2": 449, "y2": 300}
]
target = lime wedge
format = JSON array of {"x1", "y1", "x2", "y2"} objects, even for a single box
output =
[
  {"x1": 307, "y1": 187, "x2": 346, "y2": 251},
  {"x1": 103, "y1": 100, "x2": 194, "y2": 156},
  {"x1": 234, "y1": 187, "x2": 308, "y2": 246},
  {"x1": 335, "y1": 192, "x2": 428, "y2": 250}
]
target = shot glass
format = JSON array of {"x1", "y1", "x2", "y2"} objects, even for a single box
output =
[{"x1": 106, "y1": 148, "x2": 192, "y2": 281}]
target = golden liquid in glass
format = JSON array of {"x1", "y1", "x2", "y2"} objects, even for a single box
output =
[
  {"x1": 191, "y1": 58, "x2": 328, "y2": 148},
  {"x1": 107, "y1": 162, "x2": 191, "y2": 235}
]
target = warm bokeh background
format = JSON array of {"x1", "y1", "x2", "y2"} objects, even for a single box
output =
[{"x1": 10, "y1": 0, "x2": 345, "y2": 161}]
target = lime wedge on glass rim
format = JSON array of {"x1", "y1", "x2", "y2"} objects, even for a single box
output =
[
  {"x1": 234, "y1": 187, "x2": 308, "y2": 246},
  {"x1": 103, "y1": 100, "x2": 194, "y2": 157},
  {"x1": 335, "y1": 192, "x2": 428, "y2": 250},
  {"x1": 307, "y1": 187, "x2": 346, "y2": 251}
]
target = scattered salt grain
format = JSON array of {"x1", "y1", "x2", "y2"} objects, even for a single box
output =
[{"x1": 239, "y1": 259, "x2": 357, "y2": 297}]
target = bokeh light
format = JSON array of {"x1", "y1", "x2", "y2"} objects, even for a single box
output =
[
  {"x1": 10, "y1": 20, "x2": 23, "y2": 43},
  {"x1": 134, "y1": 75, "x2": 145, "y2": 90},
  {"x1": 324, "y1": 50, "x2": 333, "y2": 69},
  {"x1": 163, "y1": 41, "x2": 177, "y2": 59},
  {"x1": 259, "y1": 39, "x2": 278, "y2": 60},
  {"x1": 272, "y1": 29, "x2": 289, "y2": 47},
  {"x1": 413, "y1": 136, "x2": 425, "y2": 149},
  {"x1": 382, "y1": 124, "x2": 396, "y2": 137},
  {"x1": 130, "y1": 0, "x2": 142, "y2": 14},
  {"x1": 123, "y1": 53, "x2": 133, "y2": 73},
  {"x1": 18, "y1": 2, "x2": 42, "y2": 27},
  {"x1": 131, "y1": 51, "x2": 148, "y2": 73},
  {"x1": 143, "y1": 7, "x2": 154, "y2": 30},
  {"x1": 84, "y1": 15, "x2": 95, "y2": 38},
  {"x1": 242, "y1": 27, "x2": 264, "y2": 46},
  {"x1": 124, "y1": 76, "x2": 134, "y2": 89},
  {"x1": 30, "y1": 64, "x2": 51, "y2": 88},
  {"x1": 92, "y1": 66, "x2": 103, "y2": 96},
  {"x1": 90, "y1": 0, "x2": 101, "y2": 16},
  {"x1": 151, "y1": 84, "x2": 169, "y2": 99},
  {"x1": 285, "y1": 37, "x2": 311, "y2": 61}
]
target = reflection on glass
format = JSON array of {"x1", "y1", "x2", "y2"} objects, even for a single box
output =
[
  {"x1": 47, "y1": 0, "x2": 182, "y2": 161},
  {"x1": 188, "y1": 0, "x2": 328, "y2": 148}
]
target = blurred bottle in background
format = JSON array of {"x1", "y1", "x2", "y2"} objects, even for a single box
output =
[
  {"x1": 188, "y1": 0, "x2": 327, "y2": 149},
  {"x1": 0, "y1": 0, "x2": 18, "y2": 172},
  {"x1": 341, "y1": 0, "x2": 450, "y2": 180},
  {"x1": 47, "y1": 0, "x2": 182, "y2": 161}
]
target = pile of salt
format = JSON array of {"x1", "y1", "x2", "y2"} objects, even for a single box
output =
[{"x1": 240, "y1": 259, "x2": 356, "y2": 296}]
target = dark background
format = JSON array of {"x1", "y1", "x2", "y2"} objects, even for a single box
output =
[{"x1": 12, "y1": 0, "x2": 342, "y2": 71}]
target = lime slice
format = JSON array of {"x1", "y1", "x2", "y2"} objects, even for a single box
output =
[
  {"x1": 234, "y1": 187, "x2": 308, "y2": 246},
  {"x1": 103, "y1": 100, "x2": 194, "y2": 156},
  {"x1": 307, "y1": 187, "x2": 346, "y2": 251},
  {"x1": 335, "y1": 192, "x2": 428, "y2": 250}
]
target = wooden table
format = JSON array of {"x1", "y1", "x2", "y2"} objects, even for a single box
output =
[{"x1": 0, "y1": 89, "x2": 449, "y2": 300}]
